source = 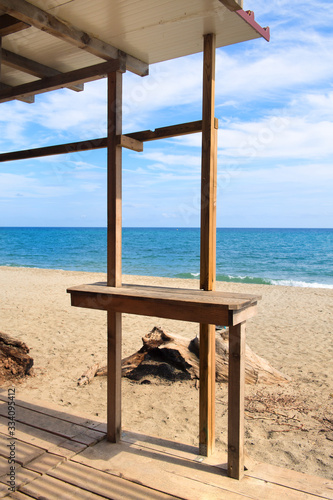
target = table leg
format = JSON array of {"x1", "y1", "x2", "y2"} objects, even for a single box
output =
[
  {"x1": 107, "y1": 310, "x2": 122, "y2": 442},
  {"x1": 228, "y1": 321, "x2": 246, "y2": 479},
  {"x1": 199, "y1": 323, "x2": 216, "y2": 456}
]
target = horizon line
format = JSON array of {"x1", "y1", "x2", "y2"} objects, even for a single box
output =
[{"x1": 0, "y1": 226, "x2": 332, "y2": 230}]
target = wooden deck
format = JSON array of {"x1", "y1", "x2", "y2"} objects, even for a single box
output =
[{"x1": 0, "y1": 392, "x2": 331, "y2": 499}]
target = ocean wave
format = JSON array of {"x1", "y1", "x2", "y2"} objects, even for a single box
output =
[
  {"x1": 175, "y1": 272, "x2": 200, "y2": 279},
  {"x1": 270, "y1": 279, "x2": 333, "y2": 289},
  {"x1": 175, "y1": 273, "x2": 272, "y2": 285},
  {"x1": 216, "y1": 274, "x2": 272, "y2": 285},
  {"x1": 174, "y1": 272, "x2": 333, "y2": 288}
]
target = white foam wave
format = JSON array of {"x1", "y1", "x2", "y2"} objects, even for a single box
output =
[{"x1": 270, "y1": 279, "x2": 333, "y2": 289}]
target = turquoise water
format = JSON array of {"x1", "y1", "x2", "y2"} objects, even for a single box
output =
[{"x1": 0, "y1": 227, "x2": 332, "y2": 288}]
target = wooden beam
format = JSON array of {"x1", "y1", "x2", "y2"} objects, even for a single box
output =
[
  {"x1": 0, "y1": 59, "x2": 125, "y2": 103},
  {"x1": 0, "y1": 13, "x2": 29, "y2": 36},
  {"x1": 1, "y1": 38, "x2": 33, "y2": 102},
  {"x1": 116, "y1": 135, "x2": 143, "y2": 152},
  {"x1": 0, "y1": 81, "x2": 34, "y2": 103},
  {"x1": 0, "y1": 0, "x2": 148, "y2": 76},
  {"x1": 228, "y1": 322, "x2": 246, "y2": 480},
  {"x1": 128, "y1": 120, "x2": 210, "y2": 142},
  {"x1": 0, "y1": 120, "x2": 211, "y2": 162},
  {"x1": 219, "y1": 0, "x2": 243, "y2": 12},
  {"x1": 1, "y1": 49, "x2": 83, "y2": 92},
  {"x1": 199, "y1": 33, "x2": 217, "y2": 458},
  {"x1": 107, "y1": 70, "x2": 123, "y2": 443},
  {"x1": 0, "y1": 137, "x2": 106, "y2": 162}
]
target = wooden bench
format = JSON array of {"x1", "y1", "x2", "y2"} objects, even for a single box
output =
[{"x1": 67, "y1": 282, "x2": 261, "y2": 479}]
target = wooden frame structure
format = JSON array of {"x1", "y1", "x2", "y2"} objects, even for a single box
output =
[
  {"x1": 65, "y1": 36, "x2": 261, "y2": 475},
  {"x1": 0, "y1": 0, "x2": 270, "y2": 481}
]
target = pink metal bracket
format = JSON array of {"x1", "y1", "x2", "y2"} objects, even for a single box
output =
[{"x1": 236, "y1": 10, "x2": 270, "y2": 42}]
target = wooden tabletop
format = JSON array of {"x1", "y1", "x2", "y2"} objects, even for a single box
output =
[{"x1": 67, "y1": 282, "x2": 261, "y2": 326}]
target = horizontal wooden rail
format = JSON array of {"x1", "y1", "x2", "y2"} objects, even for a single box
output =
[
  {"x1": 0, "y1": 138, "x2": 107, "y2": 162},
  {"x1": 0, "y1": 120, "x2": 217, "y2": 162},
  {"x1": 128, "y1": 119, "x2": 218, "y2": 142}
]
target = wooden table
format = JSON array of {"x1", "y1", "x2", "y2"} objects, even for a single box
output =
[{"x1": 67, "y1": 282, "x2": 261, "y2": 479}]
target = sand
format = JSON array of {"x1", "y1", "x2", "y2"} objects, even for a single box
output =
[{"x1": 0, "y1": 266, "x2": 332, "y2": 480}]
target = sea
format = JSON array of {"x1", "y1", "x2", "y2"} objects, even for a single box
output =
[{"x1": 0, "y1": 227, "x2": 332, "y2": 288}]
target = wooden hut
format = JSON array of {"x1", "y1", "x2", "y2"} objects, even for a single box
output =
[{"x1": 0, "y1": 0, "x2": 270, "y2": 481}]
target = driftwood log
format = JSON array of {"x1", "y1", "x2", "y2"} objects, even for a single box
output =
[
  {"x1": 80, "y1": 326, "x2": 290, "y2": 385},
  {"x1": 77, "y1": 362, "x2": 100, "y2": 386},
  {"x1": 0, "y1": 331, "x2": 33, "y2": 383}
]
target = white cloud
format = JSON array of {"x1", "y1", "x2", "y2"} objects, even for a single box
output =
[
  {"x1": 0, "y1": 173, "x2": 73, "y2": 198},
  {"x1": 219, "y1": 117, "x2": 333, "y2": 160},
  {"x1": 123, "y1": 56, "x2": 202, "y2": 123},
  {"x1": 0, "y1": 80, "x2": 107, "y2": 153},
  {"x1": 250, "y1": 0, "x2": 333, "y2": 32},
  {"x1": 215, "y1": 42, "x2": 333, "y2": 104},
  {"x1": 79, "y1": 183, "x2": 101, "y2": 192},
  {"x1": 233, "y1": 163, "x2": 333, "y2": 186},
  {"x1": 213, "y1": 160, "x2": 333, "y2": 227},
  {"x1": 177, "y1": 89, "x2": 333, "y2": 164},
  {"x1": 291, "y1": 91, "x2": 333, "y2": 121},
  {"x1": 141, "y1": 151, "x2": 200, "y2": 167}
]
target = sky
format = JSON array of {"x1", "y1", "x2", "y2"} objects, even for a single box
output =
[{"x1": 0, "y1": 0, "x2": 332, "y2": 228}]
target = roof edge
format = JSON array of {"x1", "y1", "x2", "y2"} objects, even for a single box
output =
[{"x1": 236, "y1": 10, "x2": 270, "y2": 42}]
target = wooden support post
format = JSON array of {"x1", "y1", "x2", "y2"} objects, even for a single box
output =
[
  {"x1": 107, "y1": 70, "x2": 122, "y2": 288},
  {"x1": 228, "y1": 322, "x2": 246, "y2": 479},
  {"x1": 199, "y1": 33, "x2": 217, "y2": 457},
  {"x1": 200, "y1": 33, "x2": 217, "y2": 293},
  {"x1": 107, "y1": 311, "x2": 122, "y2": 442},
  {"x1": 107, "y1": 70, "x2": 123, "y2": 442}
]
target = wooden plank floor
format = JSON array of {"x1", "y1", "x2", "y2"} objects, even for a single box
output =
[{"x1": 0, "y1": 391, "x2": 331, "y2": 500}]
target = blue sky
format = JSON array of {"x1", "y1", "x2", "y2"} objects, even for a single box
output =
[{"x1": 0, "y1": 0, "x2": 332, "y2": 228}]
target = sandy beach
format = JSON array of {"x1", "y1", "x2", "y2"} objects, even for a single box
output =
[{"x1": 0, "y1": 266, "x2": 332, "y2": 480}]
